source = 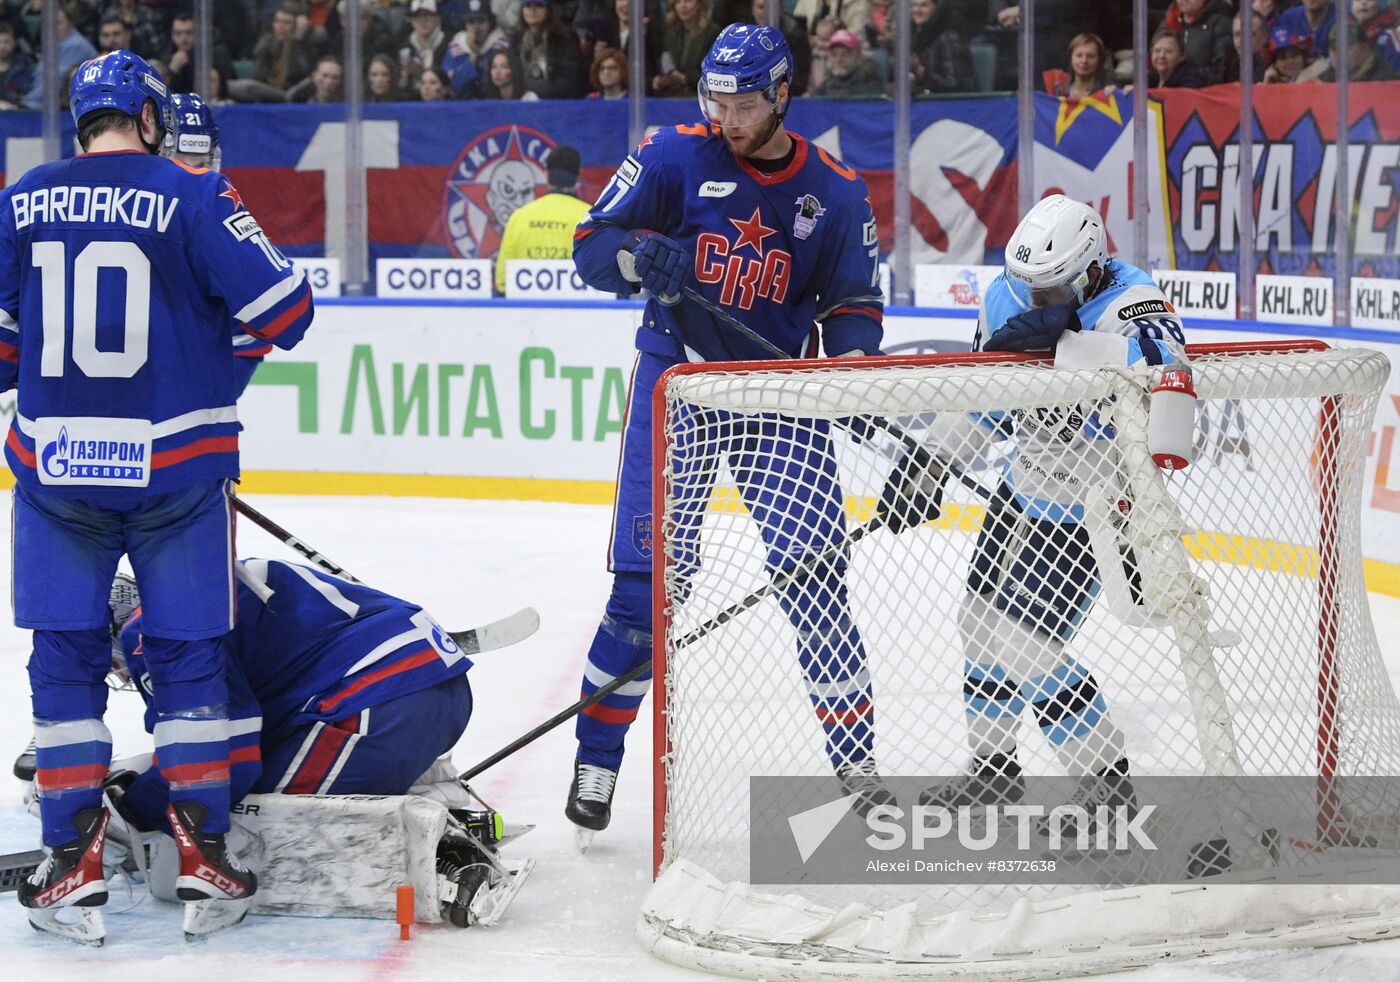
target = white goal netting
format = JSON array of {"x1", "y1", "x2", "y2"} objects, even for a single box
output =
[{"x1": 642, "y1": 342, "x2": 1400, "y2": 980}]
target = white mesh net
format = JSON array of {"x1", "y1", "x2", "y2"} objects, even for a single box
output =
[{"x1": 642, "y1": 343, "x2": 1400, "y2": 979}]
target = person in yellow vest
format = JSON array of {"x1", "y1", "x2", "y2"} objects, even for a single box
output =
[{"x1": 494, "y1": 144, "x2": 592, "y2": 295}]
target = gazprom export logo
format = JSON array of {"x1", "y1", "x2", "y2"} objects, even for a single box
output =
[{"x1": 34, "y1": 418, "x2": 152, "y2": 487}]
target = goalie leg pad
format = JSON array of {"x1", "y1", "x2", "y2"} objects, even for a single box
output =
[{"x1": 149, "y1": 793, "x2": 450, "y2": 922}]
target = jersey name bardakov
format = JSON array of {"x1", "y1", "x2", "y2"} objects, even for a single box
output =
[
  {"x1": 975, "y1": 258, "x2": 1187, "y2": 524},
  {"x1": 577, "y1": 125, "x2": 882, "y2": 362},
  {"x1": 0, "y1": 152, "x2": 313, "y2": 496}
]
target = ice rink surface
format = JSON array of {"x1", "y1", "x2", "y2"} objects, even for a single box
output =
[{"x1": 2, "y1": 493, "x2": 1400, "y2": 982}]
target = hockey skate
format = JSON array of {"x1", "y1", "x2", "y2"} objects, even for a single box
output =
[
  {"x1": 835, "y1": 759, "x2": 898, "y2": 817},
  {"x1": 918, "y1": 753, "x2": 1026, "y2": 809},
  {"x1": 1036, "y1": 759, "x2": 1138, "y2": 852},
  {"x1": 18, "y1": 807, "x2": 109, "y2": 947},
  {"x1": 166, "y1": 801, "x2": 257, "y2": 940},
  {"x1": 437, "y1": 807, "x2": 535, "y2": 927},
  {"x1": 13, "y1": 737, "x2": 35, "y2": 783},
  {"x1": 565, "y1": 759, "x2": 617, "y2": 853}
]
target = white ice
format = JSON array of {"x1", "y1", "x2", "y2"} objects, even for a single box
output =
[{"x1": 2, "y1": 493, "x2": 1400, "y2": 982}]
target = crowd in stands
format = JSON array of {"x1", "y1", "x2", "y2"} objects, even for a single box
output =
[{"x1": 0, "y1": 0, "x2": 1395, "y2": 110}]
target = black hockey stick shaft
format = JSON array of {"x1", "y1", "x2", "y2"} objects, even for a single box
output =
[
  {"x1": 231, "y1": 495, "x2": 364, "y2": 584},
  {"x1": 457, "y1": 514, "x2": 887, "y2": 784},
  {"x1": 231, "y1": 494, "x2": 539, "y2": 651}
]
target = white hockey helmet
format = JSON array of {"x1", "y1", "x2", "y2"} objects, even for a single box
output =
[{"x1": 1004, "y1": 194, "x2": 1108, "y2": 308}]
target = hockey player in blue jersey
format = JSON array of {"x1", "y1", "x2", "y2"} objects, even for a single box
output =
[
  {"x1": 98, "y1": 559, "x2": 524, "y2": 928},
  {"x1": 2, "y1": 51, "x2": 313, "y2": 944},
  {"x1": 917, "y1": 195, "x2": 1189, "y2": 836},
  {"x1": 564, "y1": 23, "x2": 890, "y2": 847},
  {"x1": 158, "y1": 92, "x2": 267, "y2": 395},
  {"x1": 110, "y1": 559, "x2": 474, "y2": 815}
]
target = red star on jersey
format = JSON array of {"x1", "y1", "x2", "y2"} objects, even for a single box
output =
[
  {"x1": 636, "y1": 131, "x2": 658, "y2": 151},
  {"x1": 218, "y1": 180, "x2": 244, "y2": 213},
  {"x1": 728, "y1": 206, "x2": 777, "y2": 256}
]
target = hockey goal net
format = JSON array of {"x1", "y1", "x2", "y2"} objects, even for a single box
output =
[{"x1": 643, "y1": 341, "x2": 1400, "y2": 979}]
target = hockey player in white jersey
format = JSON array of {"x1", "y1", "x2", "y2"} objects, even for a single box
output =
[{"x1": 915, "y1": 195, "x2": 1188, "y2": 836}]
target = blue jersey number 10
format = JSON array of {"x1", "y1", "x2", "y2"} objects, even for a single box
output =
[{"x1": 33, "y1": 240, "x2": 151, "y2": 379}]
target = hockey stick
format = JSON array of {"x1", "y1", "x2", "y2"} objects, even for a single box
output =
[
  {"x1": 0, "y1": 849, "x2": 42, "y2": 893},
  {"x1": 231, "y1": 494, "x2": 540, "y2": 653},
  {"x1": 459, "y1": 291, "x2": 985, "y2": 782},
  {"x1": 457, "y1": 513, "x2": 889, "y2": 783}
]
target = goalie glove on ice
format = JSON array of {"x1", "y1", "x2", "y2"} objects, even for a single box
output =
[
  {"x1": 984, "y1": 303, "x2": 1082, "y2": 353},
  {"x1": 1148, "y1": 366, "x2": 1196, "y2": 471},
  {"x1": 616, "y1": 230, "x2": 688, "y2": 305},
  {"x1": 879, "y1": 447, "x2": 947, "y2": 533}
]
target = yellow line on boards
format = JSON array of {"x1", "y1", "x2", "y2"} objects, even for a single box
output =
[{"x1": 0, "y1": 469, "x2": 1394, "y2": 598}]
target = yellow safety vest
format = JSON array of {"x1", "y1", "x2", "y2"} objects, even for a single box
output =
[{"x1": 495, "y1": 192, "x2": 594, "y2": 295}]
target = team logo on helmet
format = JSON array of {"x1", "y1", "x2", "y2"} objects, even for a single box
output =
[{"x1": 442, "y1": 125, "x2": 554, "y2": 259}]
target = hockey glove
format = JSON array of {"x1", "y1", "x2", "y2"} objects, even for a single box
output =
[
  {"x1": 983, "y1": 303, "x2": 1082, "y2": 353},
  {"x1": 878, "y1": 445, "x2": 947, "y2": 533},
  {"x1": 627, "y1": 230, "x2": 688, "y2": 305}
]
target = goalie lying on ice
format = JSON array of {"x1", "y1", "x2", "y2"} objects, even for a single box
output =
[{"x1": 97, "y1": 558, "x2": 530, "y2": 926}]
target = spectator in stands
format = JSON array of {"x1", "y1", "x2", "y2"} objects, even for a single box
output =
[
  {"x1": 0, "y1": 21, "x2": 33, "y2": 109},
  {"x1": 98, "y1": 13, "x2": 133, "y2": 53},
  {"x1": 367, "y1": 52, "x2": 404, "y2": 99},
  {"x1": 652, "y1": 0, "x2": 720, "y2": 96},
  {"x1": 1225, "y1": 9, "x2": 1270, "y2": 81},
  {"x1": 164, "y1": 12, "x2": 237, "y2": 93},
  {"x1": 1253, "y1": 0, "x2": 1295, "y2": 31},
  {"x1": 514, "y1": 0, "x2": 584, "y2": 97},
  {"x1": 26, "y1": 2, "x2": 96, "y2": 107},
  {"x1": 809, "y1": 26, "x2": 884, "y2": 97},
  {"x1": 1161, "y1": 0, "x2": 1233, "y2": 84},
  {"x1": 588, "y1": 44, "x2": 627, "y2": 97},
  {"x1": 417, "y1": 63, "x2": 454, "y2": 97},
  {"x1": 400, "y1": 0, "x2": 451, "y2": 89},
  {"x1": 597, "y1": 0, "x2": 662, "y2": 79},
  {"x1": 480, "y1": 45, "x2": 537, "y2": 97},
  {"x1": 238, "y1": 0, "x2": 320, "y2": 100},
  {"x1": 495, "y1": 144, "x2": 589, "y2": 295},
  {"x1": 288, "y1": 52, "x2": 344, "y2": 101},
  {"x1": 1261, "y1": 24, "x2": 1313, "y2": 81},
  {"x1": 1352, "y1": 0, "x2": 1400, "y2": 71},
  {"x1": 445, "y1": 0, "x2": 509, "y2": 95},
  {"x1": 1274, "y1": 0, "x2": 1335, "y2": 56},
  {"x1": 101, "y1": 0, "x2": 169, "y2": 60},
  {"x1": 1318, "y1": 17, "x2": 1400, "y2": 78},
  {"x1": 1044, "y1": 31, "x2": 1113, "y2": 96},
  {"x1": 748, "y1": 0, "x2": 811, "y2": 95},
  {"x1": 206, "y1": 65, "x2": 233, "y2": 104},
  {"x1": 992, "y1": 1, "x2": 1104, "y2": 77},
  {"x1": 793, "y1": 0, "x2": 869, "y2": 37},
  {"x1": 330, "y1": 1, "x2": 400, "y2": 64},
  {"x1": 863, "y1": 0, "x2": 893, "y2": 52},
  {"x1": 1147, "y1": 30, "x2": 1206, "y2": 86},
  {"x1": 910, "y1": 0, "x2": 975, "y2": 95}
]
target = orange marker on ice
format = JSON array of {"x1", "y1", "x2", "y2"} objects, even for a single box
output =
[{"x1": 397, "y1": 885, "x2": 414, "y2": 940}]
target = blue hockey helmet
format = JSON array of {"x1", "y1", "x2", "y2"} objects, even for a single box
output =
[
  {"x1": 166, "y1": 92, "x2": 221, "y2": 169},
  {"x1": 69, "y1": 49, "x2": 172, "y2": 145},
  {"x1": 697, "y1": 24, "x2": 793, "y2": 128}
]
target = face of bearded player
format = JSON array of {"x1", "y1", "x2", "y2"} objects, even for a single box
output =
[{"x1": 704, "y1": 82, "x2": 790, "y2": 158}]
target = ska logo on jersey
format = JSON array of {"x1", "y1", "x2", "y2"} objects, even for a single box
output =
[
  {"x1": 694, "y1": 206, "x2": 793, "y2": 310},
  {"x1": 633, "y1": 515, "x2": 653, "y2": 558},
  {"x1": 443, "y1": 125, "x2": 551, "y2": 259},
  {"x1": 218, "y1": 180, "x2": 244, "y2": 213},
  {"x1": 792, "y1": 194, "x2": 825, "y2": 240}
]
